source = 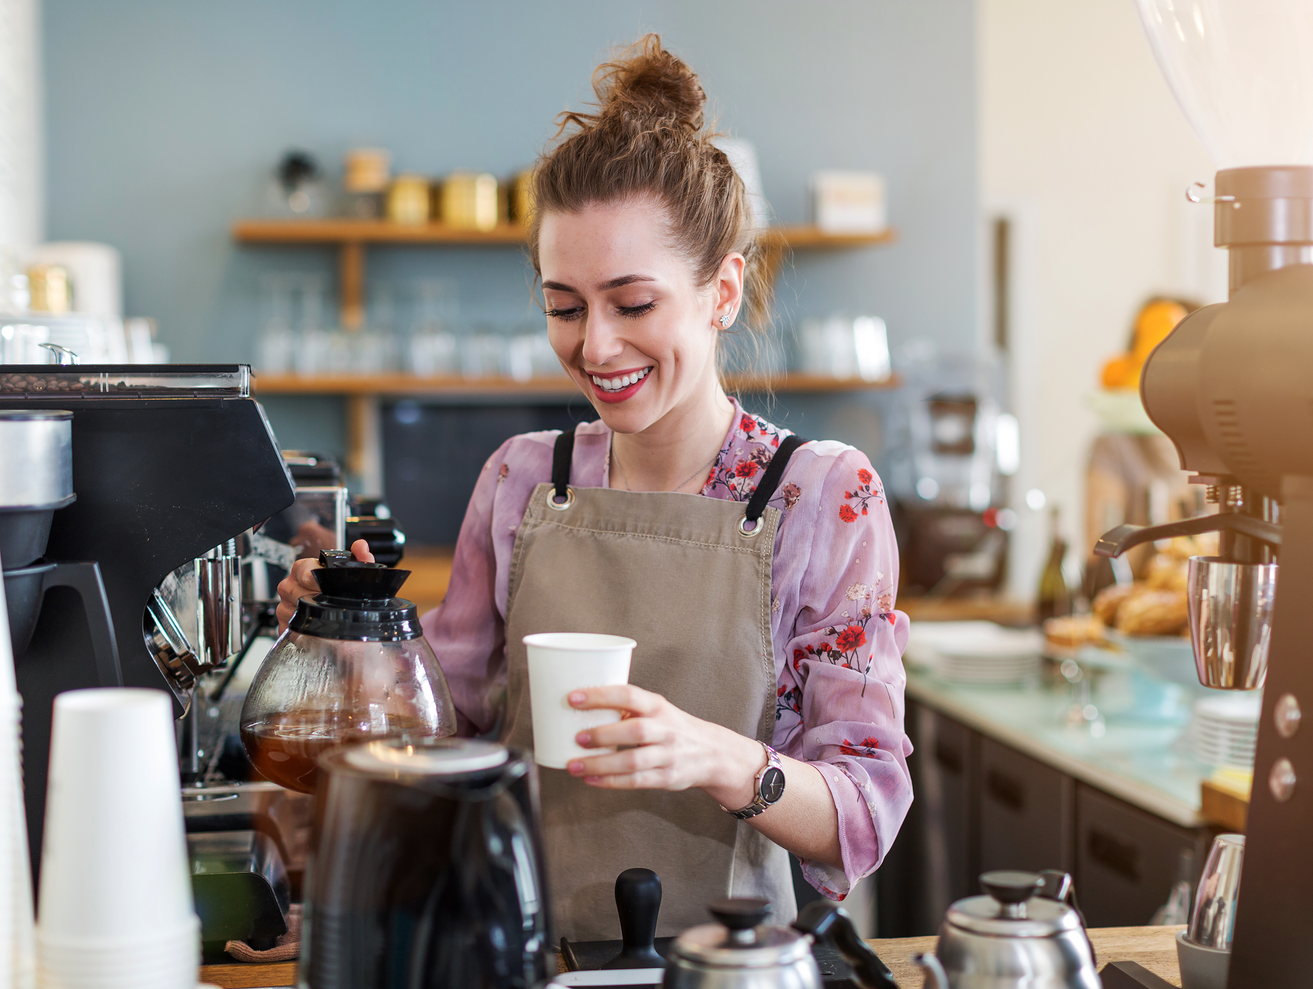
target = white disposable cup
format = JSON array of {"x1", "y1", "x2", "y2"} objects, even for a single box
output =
[
  {"x1": 37, "y1": 919, "x2": 199, "y2": 989},
  {"x1": 524, "y1": 633, "x2": 635, "y2": 769},
  {"x1": 37, "y1": 689, "x2": 196, "y2": 945}
]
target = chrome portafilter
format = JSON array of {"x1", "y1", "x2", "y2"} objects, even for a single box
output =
[{"x1": 1187, "y1": 557, "x2": 1277, "y2": 690}]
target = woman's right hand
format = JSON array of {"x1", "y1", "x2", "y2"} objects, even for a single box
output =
[{"x1": 275, "y1": 538, "x2": 376, "y2": 633}]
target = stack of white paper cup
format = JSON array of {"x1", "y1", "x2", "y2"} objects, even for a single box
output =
[
  {"x1": 36, "y1": 689, "x2": 198, "y2": 989},
  {"x1": 0, "y1": 544, "x2": 36, "y2": 989},
  {"x1": 523, "y1": 632, "x2": 635, "y2": 769}
]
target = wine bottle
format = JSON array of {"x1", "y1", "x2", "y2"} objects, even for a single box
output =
[{"x1": 1037, "y1": 507, "x2": 1071, "y2": 622}]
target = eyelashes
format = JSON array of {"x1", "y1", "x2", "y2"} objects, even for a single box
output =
[{"x1": 544, "y1": 302, "x2": 657, "y2": 322}]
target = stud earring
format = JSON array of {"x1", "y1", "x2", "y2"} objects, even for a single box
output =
[{"x1": 719, "y1": 312, "x2": 733, "y2": 328}]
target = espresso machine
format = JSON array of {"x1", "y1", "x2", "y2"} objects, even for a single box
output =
[
  {"x1": 0, "y1": 364, "x2": 295, "y2": 881},
  {"x1": 1092, "y1": 4, "x2": 1313, "y2": 986}
]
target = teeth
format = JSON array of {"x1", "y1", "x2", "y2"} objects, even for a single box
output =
[{"x1": 590, "y1": 367, "x2": 651, "y2": 392}]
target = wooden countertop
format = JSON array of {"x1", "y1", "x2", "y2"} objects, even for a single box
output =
[
  {"x1": 199, "y1": 925, "x2": 1185, "y2": 988},
  {"x1": 872, "y1": 925, "x2": 1184, "y2": 987}
]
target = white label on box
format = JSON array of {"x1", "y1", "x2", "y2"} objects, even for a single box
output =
[{"x1": 812, "y1": 170, "x2": 887, "y2": 233}]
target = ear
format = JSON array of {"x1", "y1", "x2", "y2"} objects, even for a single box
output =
[{"x1": 713, "y1": 252, "x2": 746, "y2": 328}]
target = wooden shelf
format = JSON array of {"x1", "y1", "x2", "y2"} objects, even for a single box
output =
[
  {"x1": 253, "y1": 371, "x2": 900, "y2": 397},
  {"x1": 232, "y1": 218, "x2": 894, "y2": 250},
  {"x1": 233, "y1": 219, "x2": 531, "y2": 245},
  {"x1": 232, "y1": 218, "x2": 895, "y2": 330}
]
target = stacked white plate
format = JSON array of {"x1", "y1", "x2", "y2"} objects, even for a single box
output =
[
  {"x1": 1190, "y1": 693, "x2": 1261, "y2": 767},
  {"x1": 905, "y1": 622, "x2": 1042, "y2": 685}
]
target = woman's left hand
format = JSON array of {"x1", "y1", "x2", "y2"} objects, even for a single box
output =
[{"x1": 566, "y1": 685, "x2": 763, "y2": 810}]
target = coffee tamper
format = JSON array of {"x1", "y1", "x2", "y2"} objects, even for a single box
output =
[{"x1": 603, "y1": 868, "x2": 665, "y2": 969}]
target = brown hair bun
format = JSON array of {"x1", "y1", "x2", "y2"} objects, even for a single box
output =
[
  {"x1": 530, "y1": 34, "x2": 771, "y2": 343},
  {"x1": 592, "y1": 37, "x2": 706, "y2": 133}
]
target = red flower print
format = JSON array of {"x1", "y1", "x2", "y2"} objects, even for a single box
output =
[
  {"x1": 835, "y1": 624, "x2": 866, "y2": 652},
  {"x1": 781, "y1": 482, "x2": 801, "y2": 510},
  {"x1": 740, "y1": 414, "x2": 757, "y2": 434},
  {"x1": 778, "y1": 684, "x2": 787, "y2": 697},
  {"x1": 840, "y1": 463, "x2": 883, "y2": 521},
  {"x1": 839, "y1": 736, "x2": 881, "y2": 757},
  {"x1": 776, "y1": 684, "x2": 803, "y2": 722},
  {"x1": 497, "y1": 463, "x2": 509, "y2": 484},
  {"x1": 734, "y1": 461, "x2": 759, "y2": 479}
]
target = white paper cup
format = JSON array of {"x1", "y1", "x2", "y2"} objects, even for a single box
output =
[
  {"x1": 523, "y1": 633, "x2": 635, "y2": 769},
  {"x1": 37, "y1": 689, "x2": 196, "y2": 946}
]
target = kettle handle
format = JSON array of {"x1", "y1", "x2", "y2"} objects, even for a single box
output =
[
  {"x1": 793, "y1": 902, "x2": 897, "y2": 989},
  {"x1": 912, "y1": 952, "x2": 950, "y2": 989}
]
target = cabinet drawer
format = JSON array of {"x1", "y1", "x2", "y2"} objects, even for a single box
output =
[
  {"x1": 978, "y1": 737, "x2": 1073, "y2": 875},
  {"x1": 1076, "y1": 783, "x2": 1205, "y2": 927},
  {"x1": 920, "y1": 706, "x2": 978, "y2": 906}
]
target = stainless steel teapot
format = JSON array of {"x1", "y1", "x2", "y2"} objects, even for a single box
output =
[
  {"x1": 662, "y1": 898, "x2": 896, "y2": 989},
  {"x1": 914, "y1": 871, "x2": 1100, "y2": 989}
]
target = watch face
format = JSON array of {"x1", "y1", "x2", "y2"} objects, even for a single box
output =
[{"x1": 760, "y1": 766, "x2": 786, "y2": 804}]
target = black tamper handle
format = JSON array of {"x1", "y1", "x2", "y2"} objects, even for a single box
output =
[{"x1": 602, "y1": 868, "x2": 665, "y2": 969}]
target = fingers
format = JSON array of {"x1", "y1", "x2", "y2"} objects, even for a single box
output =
[
  {"x1": 568, "y1": 743, "x2": 676, "y2": 788},
  {"x1": 350, "y1": 538, "x2": 376, "y2": 564},
  {"x1": 275, "y1": 558, "x2": 324, "y2": 634},
  {"x1": 582, "y1": 716, "x2": 669, "y2": 750},
  {"x1": 568, "y1": 684, "x2": 663, "y2": 716}
]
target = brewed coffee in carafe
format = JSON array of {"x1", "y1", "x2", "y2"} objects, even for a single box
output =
[{"x1": 240, "y1": 551, "x2": 456, "y2": 792}]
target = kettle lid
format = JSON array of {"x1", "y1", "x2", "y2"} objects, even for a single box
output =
[
  {"x1": 669, "y1": 899, "x2": 811, "y2": 969},
  {"x1": 946, "y1": 871, "x2": 1082, "y2": 938}
]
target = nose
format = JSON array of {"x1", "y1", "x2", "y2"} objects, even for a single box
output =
[{"x1": 580, "y1": 313, "x2": 624, "y2": 369}]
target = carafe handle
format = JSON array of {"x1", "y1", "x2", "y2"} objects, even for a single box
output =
[{"x1": 793, "y1": 901, "x2": 897, "y2": 989}]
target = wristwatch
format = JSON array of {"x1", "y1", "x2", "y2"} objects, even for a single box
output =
[{"x1": 727, "y1": 743, "x2": 786, "y2": 820}]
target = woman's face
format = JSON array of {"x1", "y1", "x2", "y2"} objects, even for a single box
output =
[{"x1": 538, "y1": 198, "x2": 741, "y2": 435}]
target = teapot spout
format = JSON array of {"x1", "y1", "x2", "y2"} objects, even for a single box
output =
[{"x1": 913, "y1": 952, "x2": 950, "y2": 989}]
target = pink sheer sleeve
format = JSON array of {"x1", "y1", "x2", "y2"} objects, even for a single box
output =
[
  {"x1": 773, "y1": 448, "x2": 913, "y2": 899},
  {"x1": 420, "y1": 440, "x2": 513, "y2": 737}
]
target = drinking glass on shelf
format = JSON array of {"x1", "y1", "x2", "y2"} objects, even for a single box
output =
[{"x1": 409, "y1": 331, "x2": 458, "y2": 376}]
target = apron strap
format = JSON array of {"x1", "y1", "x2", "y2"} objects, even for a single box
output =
[
  {"x1": 551, "y1": 427, "x2": 577, "y2": 502},
  {"x1": 743, "y1": 434, "x2": 807, "y2": 526},
  {"x1": 553, "y1": 424, "x2": 804, "y2": 523}
]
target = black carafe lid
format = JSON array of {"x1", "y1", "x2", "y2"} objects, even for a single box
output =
[{"x1": 287, "y1": 549, "x2": 421, "y2": 641}]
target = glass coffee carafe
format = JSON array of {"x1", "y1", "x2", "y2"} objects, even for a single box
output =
[{"x1": 240, "y1": 550, "x2": 457, "y2": 793}]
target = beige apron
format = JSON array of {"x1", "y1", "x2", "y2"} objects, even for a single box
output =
[{"x1": 500, "y1": 428, "x2": 805, "y2": 941}]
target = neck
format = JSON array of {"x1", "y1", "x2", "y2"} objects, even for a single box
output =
[{"x1": 611, "y1": 378, "x2": 735, "y2": 493}]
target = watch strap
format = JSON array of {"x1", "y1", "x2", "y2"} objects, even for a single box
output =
[{"x1": 728, "y1": 743, "x2": 784, "y2": 820}]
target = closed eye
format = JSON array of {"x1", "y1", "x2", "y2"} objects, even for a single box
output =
[
  {"x1": 618, "y1": 302, "x2": 656, "y2": 318},
  {"x1": 544, "y1": 307, "x2": 584, "y2": 322}
]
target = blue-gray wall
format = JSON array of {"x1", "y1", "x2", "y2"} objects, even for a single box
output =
[{"x1": 43, "y1": 0, "x2": 977, "y2": 460}]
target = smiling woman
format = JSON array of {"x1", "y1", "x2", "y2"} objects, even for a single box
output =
[{"x1": 278, "y1": 33, "x2": 914, "y2": 944}]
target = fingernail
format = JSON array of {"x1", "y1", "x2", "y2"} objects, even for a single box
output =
[
  {"x1": 584, "y1": 776, "x2": 601, "y2": 784},
  {"x1": 567, "y1": 760, "x2": 584, "y2": 775},
  {"x1": 569, "y1": 692, "x2": 586, "y2": 705},
  {"x1": 576, "y1": 731, "x2": 590, "y2": 746}
]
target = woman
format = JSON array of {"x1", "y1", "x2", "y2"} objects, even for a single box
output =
[{"x1": 278, "y1": 35, "x2": 912, "y2": 941}]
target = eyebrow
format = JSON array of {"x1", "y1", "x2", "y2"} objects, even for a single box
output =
[{"x1": 542, "y1": 274, "x2": 657, "y2": 293}]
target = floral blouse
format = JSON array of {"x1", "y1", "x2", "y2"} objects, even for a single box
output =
[{"x1": 420, "y1": 399, "x2": 913, "y2": 899}]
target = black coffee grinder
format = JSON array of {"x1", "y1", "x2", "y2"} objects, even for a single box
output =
[{"x1": 0, "y1": 365, "x2": 295, "y2": 879}]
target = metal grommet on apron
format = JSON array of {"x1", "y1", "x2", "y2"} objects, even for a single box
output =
[
  {"x1": 738, "y1": 435, "x2": 804, "y2": 539},
  {"x1": 501, "y1": 427, "x2": 808, "y2": 941}
]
